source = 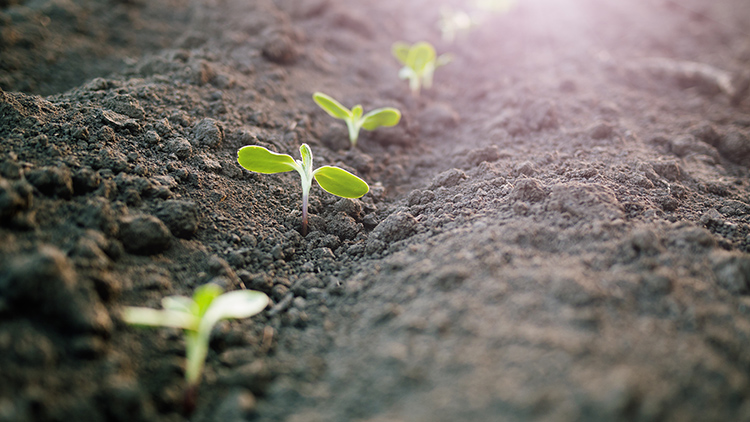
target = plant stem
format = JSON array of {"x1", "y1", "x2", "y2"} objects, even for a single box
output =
[
  {"x1": 184, "y1": 332, "x2": 206, "y2": 390},
  {"x1": 301, "y1": 192, "x2": 308, "y2": 236},
  {"x1": 296, "y1": 147, "x2": 314, "y2": 236},
  {"x1": 346, "y1": 120, "x2": 359, "y2": 148}
]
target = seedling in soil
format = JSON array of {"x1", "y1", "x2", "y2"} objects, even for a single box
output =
[
  {"x1": 122, "y1": 284, "x2": 269, "y2": 414},
  {"x1": 392, "y1": 41, "x2": 452, "y2": 96},
  {"x1": 438, "y1": 7, "x2": 477, "y2": 42},
  {"x1": 237, "y1": 143, "x2": 369, "y2": 235},
  {"x1": 312, "y1": 92, "x2": 401, "y2": 148}
]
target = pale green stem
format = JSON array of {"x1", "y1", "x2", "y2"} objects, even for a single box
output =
[
  {"x1": 410, "y1": 75, "x2": 421, "y2": 96},
  {"x1": 184, "y1": 330, "x2": 207, "y2": 387},
  {"x1": 346, "y1": 118, "x2": 362, "y2": 148},
  {"x1": 297, "y1": 162, "x2": 314, "y2": 235}
]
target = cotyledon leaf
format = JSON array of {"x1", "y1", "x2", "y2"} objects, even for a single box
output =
[
  {"x1": 237, "y1": 145, "x2": 298, "y2": 174},
  {"x1": 198, "y1": 290, "x2": 269, "y2": 337},
  {"x1": 392, "y1": 41, "x2": 411, "y2": 65},
  {"x1": 313, "y1": 166, "x2": 369, "y2": 198},
  {"x1": 313, "y1": 92, "x2": 351, "y2": 119},
  {"x1": 121, "y1": 307, "x2": 198, "y2": 330},
  {"x1": 408, "y1": 41, "x2": 437, "y2": 73},
  {"x1": 362, "y1": 108, "x2": 401, "y2": 131}
]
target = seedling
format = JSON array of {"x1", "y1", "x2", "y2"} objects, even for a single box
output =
[
  {"x1": 237, "y1": 143, "x2": 368, "y2": 235},
  {"x1": 312, "y1": 92, "x2": 401, "y2": 148},
  {"x1": 438, "y1": 7, "x2": 477, "y2": 42},
  {"x1": 122, "y1": 284, "x2": 269, "y2": 413},
  {"x1": 392, "y1": 41, "x2": 452, "y2": 96}
]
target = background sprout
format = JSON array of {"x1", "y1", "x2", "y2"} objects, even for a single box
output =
[
  {"x1": 237, "y1": 143, "x2": 369, "y2": 235},
  {"x1": 312, "y1": 92, "x2": 401, "y2": 148},
  {"x1": 438, "y1": 7, "x2": 478, "y2": 42},
  {"x1": 122, "y1": 284, "x2": 269, "y2": 413},
  {"x1": 392, "y1": 41, "x2": 452, "y2": 96}
]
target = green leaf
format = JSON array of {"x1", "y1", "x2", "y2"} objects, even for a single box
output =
[
  {"x1": 122, "y1": 307, "x2": 198, "y2": 330},
  {"x1": 313, "y1": 92, "x2": 351, "y2": 119},
  {"x1": 300, "y1": 144, "x2": 313, "y2": 171},
  {"x1": 162, "y1": 296, "x2": 194, "y2": 314},
  {"x1": 392, "y1": 42, "x2": 411, "y2": 65},
  {"x1": 238, "y1": 146, "x2": 298, "y2": 174},
  {"x1": 351, "y1": 105, "x2": 363, "y2": 120},
  {"x1": 408, "y1": 42, "x2": 437, "y2": 73},
  {"x1": 313, "y1": 166, "x2": 369, "y2": 198},
  {"x1": 198, "y1": 290, "x2": 269, "y2": 336},
  {"x1": 362, "y1": 108, "x2": 401, "y2": 131}
]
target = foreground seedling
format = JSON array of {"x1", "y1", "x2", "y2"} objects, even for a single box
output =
[
  {"x1": 122, "y1": 284, "x2": 269, "y2": 414},
  {"x1": 237, "y1": 143, "x2": 368, "y2": 235},
  {"x1": 392, "y1": 41, "x2": 452, "y2": 96},
  {"x1": 313, "y1": 92, "x2": 401, "y2": 148}
]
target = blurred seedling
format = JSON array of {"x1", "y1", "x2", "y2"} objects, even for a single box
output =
[
  {"x1": 313, "y1": 92, "x2": 401, "y2": 148},
  {"x1": 392, "y1": 41, "x2": 452, "y2": 96},
  {"x1": 237, "y1": 143, "x2": 368, "y2": 235},
  {"x1": 438, "y1": 7, "x2": 478, "y2": 42},
  {"x1": 122, "y1": 284, "x2": 269, "y2": 414}
]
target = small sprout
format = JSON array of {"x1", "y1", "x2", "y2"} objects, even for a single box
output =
[
  {"x1": 312, "y1": 92, "x2": 401, "y2": 148},
  {"x1": 122, "y1": 284, "x2": 269, "y2": 414},
  {"x1": 392, "y1": 41, "x2": 452, "y2": 96},
  {"x1": 237, "y1": 143, "x2": 368, "y2": 235},
  {"x1": 438, "y1": 7, "x2": 478, "y2": 42}
]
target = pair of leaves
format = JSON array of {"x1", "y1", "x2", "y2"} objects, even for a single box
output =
[
  {"x1": 392, "y1": 41, "x2": 452, "y2": 95},
  {"x1": 393, "y1": 41, "x2": 437, "y2": 75},
  {"x1": 237, "y1": 144, "x2": 369, "y2": 199},
  {"x1": 312, "y1": 92, "x2": 400, "y2": 147}
]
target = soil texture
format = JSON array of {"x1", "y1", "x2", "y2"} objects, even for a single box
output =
[{"x1": 2, "y1": 0, "x2": 750, "y2": 421}]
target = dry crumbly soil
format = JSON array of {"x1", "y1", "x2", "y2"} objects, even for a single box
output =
[{"x1": 2, "y1": 0, "x2": 750, "y2": 421}]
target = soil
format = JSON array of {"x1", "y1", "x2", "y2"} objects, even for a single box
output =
[{"x1": 2, "y1": 0, "x2": 750, "y2": 421}]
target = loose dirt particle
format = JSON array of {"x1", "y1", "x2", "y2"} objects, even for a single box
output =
[
  {"x1": 167, "y1": 137, "x2": 192, "y2": 159},
  {"x1": 0, "y1": 246, "x2": 110, "y2": 333},
  {"x1": 370, "y1": 211, "x2": 418, "y2": 243},
  {"x1": 510, "y1": 178, "x2": 547, "y2": 202},
  {"x1": 118, "y1": 214, "x2": 171, "y2": 255},
  {"x1": 26, "y1": 166, "x2": 73, "y2": 199},
  {"x1": 711, "y1": 251, "x2": 750, "y2": 294},
  {"x1": 155, "y1": 200, "x2": 200, "y2": 239},
  {"x1": 191, "y1": 118, "x2": 224, "y2": 149}
]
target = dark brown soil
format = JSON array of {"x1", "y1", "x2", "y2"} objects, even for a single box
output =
[{"x1": 2, "y1": 0, "x2": 750, "y2": 421}]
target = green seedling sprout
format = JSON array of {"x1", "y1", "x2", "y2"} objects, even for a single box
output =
[
  {"x1": 392, "y1": 41, "x2": 452, "y2": 96},
  {"x1": 122, "y1": 284, "x2": 269, "y2": 414},
  {"x1": 438, "y1": 7, "x2": 478, "y2": 42},
  {"x1": 237, "y1": 143, "x2": 368, "y2": 235},
  {"x1": 312, "y1": 92, "x2": 401, "y2": 148}
]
